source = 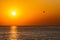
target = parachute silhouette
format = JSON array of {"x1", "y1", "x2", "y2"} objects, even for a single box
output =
[{"x1": 43, "y1": 11, "x2": 45, "y2": 13}]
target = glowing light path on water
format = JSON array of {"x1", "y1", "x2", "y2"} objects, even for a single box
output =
[{"x1": 9, "y1": 26, "x2": 18, "y2": 40}]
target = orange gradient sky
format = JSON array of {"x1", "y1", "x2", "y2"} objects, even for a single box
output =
[{"x1": 0, "y1": 0, "x2": 60, "y2": 26}]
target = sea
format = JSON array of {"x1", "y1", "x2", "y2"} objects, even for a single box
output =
[{"x1": 0, "y1": 26, "x2": 60, "y2": 40}]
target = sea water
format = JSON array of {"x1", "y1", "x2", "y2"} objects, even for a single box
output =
[{"x1": 0, "y1": 26, "x2": 60, "y2": 40}]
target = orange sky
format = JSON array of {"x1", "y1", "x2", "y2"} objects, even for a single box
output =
[{"x1": 0, "y1": 0, "x2": 60, "y2": 26}]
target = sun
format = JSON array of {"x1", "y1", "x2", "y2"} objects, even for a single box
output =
[{"x1": 12, "y1": 11, "x2": 16, "y2": 16}]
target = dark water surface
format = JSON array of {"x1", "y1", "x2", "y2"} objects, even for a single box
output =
[{"x1": 0, "y1": 26, "x2": 60, "y2": 40}]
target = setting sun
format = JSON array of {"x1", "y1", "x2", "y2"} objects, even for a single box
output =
[{"x1": 12, "y1": 11, "x2": 16, "y2": 16}]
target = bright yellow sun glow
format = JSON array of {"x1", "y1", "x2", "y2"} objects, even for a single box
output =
[{"x1": 12, "y1": 11, "x2": 16, "y2": 16}]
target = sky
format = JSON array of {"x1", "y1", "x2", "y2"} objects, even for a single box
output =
[{"x1": 0, "y1": 0, "x2": 60, "y2": 26}]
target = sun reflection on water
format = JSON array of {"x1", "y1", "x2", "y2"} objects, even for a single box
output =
[{"x1": 9, "y1": 26, "x2": 17, "y2": 40}]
